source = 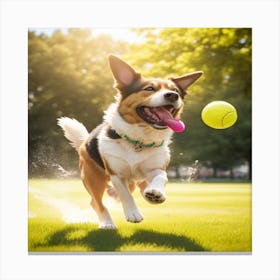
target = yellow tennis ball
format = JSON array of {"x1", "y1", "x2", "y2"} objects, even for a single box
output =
[{"x1": 201, "y1": 101, "x2": 237, "y2": 129}]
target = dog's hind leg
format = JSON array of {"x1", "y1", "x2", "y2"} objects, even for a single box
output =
[
  {"x1": 79, "y1": 143, "x2": 117, "y2": 230},
  {"x1": 89, "y1": 196, "x2": 116, "y2": 230}
]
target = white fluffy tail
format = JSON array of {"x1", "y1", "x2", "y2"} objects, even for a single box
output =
[{"x1": 57, "y1": 117, "x2": 89, "y2": 151}]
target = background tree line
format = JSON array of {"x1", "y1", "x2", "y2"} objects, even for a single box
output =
[{"x1": 28, "y1": 28, "x2": 251, "y2": 179}]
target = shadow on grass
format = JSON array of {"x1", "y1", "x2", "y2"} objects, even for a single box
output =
[{"x1": 30, "y1": 224, "x2": 206, "y2": 252}]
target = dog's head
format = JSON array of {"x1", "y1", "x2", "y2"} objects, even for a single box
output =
[{"x1": 109, "y1": 55, "x2": 202, "y2": 133}]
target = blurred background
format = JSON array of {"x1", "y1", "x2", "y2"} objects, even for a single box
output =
[{"x1": 28, "y1": 28, "x2": 252, "y2": 181}]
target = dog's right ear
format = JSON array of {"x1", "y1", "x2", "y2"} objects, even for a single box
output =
[{"x1": 108, "y1": 55, "x2": 141, "y2": 88}]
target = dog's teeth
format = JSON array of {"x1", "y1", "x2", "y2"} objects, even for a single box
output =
[
  {"x1": 144, "y1": 107, "x2": 150, "y2": 114},
  {"x1": 141, "y1": 106, "x2": 162, "y2": 124}
]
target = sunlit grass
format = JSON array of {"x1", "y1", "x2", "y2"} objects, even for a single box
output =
[{"x1": 28, "y1": 179, "x2": 251, "y2": 253}]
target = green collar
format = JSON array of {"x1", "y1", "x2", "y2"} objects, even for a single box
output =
[{"x1": 119, "y1": 133, "x2": 164, "y2": 152}]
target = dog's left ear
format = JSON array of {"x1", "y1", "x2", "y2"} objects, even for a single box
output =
[
  {"x1": 108, "y1": 55, "x2": 141, "y2": 88},
  {"x1": 170, "y1": 71, "x2": 203, "y2": 94}
]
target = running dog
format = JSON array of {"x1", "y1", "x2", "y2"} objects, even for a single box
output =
[{"x1": 58, "y1": 55, "x2": 202, "y2": 229}]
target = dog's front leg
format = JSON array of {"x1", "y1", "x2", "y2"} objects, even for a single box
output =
[
  {"x1": 111, "y1": 175, "x2": 144, "y2": 223},
  {"x1": 142, "y1": 169, "x2": 168, "y2": 204}
]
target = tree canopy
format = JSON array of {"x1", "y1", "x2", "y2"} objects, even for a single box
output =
[
  {"x1": 127, "y1": 28, "x2": 251, "y2": 175},
  {"x1": 28, "y1": 29, "x2": 127, "y2": 175},
  {"x1": 28, "y1": 28, "x2": 251, "y2": 178}
]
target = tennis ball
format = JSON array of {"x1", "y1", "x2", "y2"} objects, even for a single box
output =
[{"x1": 201, "y1": 101, "x2": 237, "y2": 129}]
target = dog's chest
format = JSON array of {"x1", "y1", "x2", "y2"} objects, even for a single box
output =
[{"x1": 99, "y1": 134, "x2": 170, "y2": 180}]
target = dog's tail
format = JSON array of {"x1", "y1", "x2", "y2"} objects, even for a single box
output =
[{"x1": 57, "y1": 117, "x2": 89, "y2": 151}]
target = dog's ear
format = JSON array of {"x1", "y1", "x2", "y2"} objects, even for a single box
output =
[
  {"x1": 170, "y1": 71, "x2": 203, "y2": 94},
  {"x1": 108, "y1": 55, "x2": 141, "y2": 87}
]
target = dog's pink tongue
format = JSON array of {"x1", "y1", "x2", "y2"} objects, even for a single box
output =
[{"x1": 154, "y1": 108, "x2": 185, "y2": 132}]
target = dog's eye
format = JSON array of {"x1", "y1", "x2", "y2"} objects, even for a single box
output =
[
  {"x1": 144, "y1": 86, "x2": 155, "y2": 92},
  {"x1": 172, "y1": 88, "x2": 179, "y2": 93}
]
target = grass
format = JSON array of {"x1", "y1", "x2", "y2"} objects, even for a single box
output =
[{"x1": 28, "y1": 178, "x2": 252, "y2": 253}]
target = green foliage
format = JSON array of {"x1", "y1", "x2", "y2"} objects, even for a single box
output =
[
  {"x1": 28, "y1": 29, "x2": 128, "y2": 175},
  {"x1": 28, "y1": 28, "x2": 251, "y2": 177},
  {"x1": 127, "y1": 28, "x2": 252, "y2": 173}
]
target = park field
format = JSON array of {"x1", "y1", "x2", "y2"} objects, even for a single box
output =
[{"x1": 28, "y1": 179, "x2": 251, "y2": 253}]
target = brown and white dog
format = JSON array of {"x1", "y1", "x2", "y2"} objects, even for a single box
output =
[{"x1": 58, "y1": 55, "x2": 202, "y2": 229}]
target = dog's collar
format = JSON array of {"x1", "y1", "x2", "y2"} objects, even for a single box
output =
[
  {"x1": 107, "y1": 127, "x2": 164, "y2": 152},
  {"x1": 119, "y1": 133, "x2": 165, "y2": 152}
]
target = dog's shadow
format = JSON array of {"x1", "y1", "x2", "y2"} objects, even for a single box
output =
[{"x1": 31, "y1": 225, "x2": 206, "y2": 252}]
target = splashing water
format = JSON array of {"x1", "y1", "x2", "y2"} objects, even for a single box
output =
[
  {"x1": 51, "y1": 163, "x2": 77, "y2": 178},
  {"x1": 29, "y1": 144, "x2": 78, "y2": 178},
  {"x1": 187, "y1": 160, "x2": 199, "y2": 182}
]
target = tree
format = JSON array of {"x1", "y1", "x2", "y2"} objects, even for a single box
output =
[
  {"x1": 128, "y1": 28, "x2": 252, "y2": 177},
  {"x1": 28, "y1": 28, "x2": 252, "y2": 179},
  {"x1": 28, "y1": 29, "x2": 128, "y2": 176}
]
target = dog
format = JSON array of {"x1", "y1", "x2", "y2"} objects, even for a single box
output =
[{"x1": 58, "y1": 55, "x2": 202, "y2": 229}]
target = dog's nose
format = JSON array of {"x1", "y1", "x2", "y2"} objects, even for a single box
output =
[{"x1": 164, "y1": 92, "x2": 179, "y2": 102}]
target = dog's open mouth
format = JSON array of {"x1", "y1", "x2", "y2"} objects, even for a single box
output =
[{"x1": 136, "y1": 105, "x2": 185, "y2": 132}]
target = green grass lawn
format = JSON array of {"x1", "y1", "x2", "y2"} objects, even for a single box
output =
[{"x1": 28, "y1": 178, "x2": 251, "y2": 253}]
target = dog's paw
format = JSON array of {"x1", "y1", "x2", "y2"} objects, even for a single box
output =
[
  {"x1": 143, "y1": 188, "x2": 166, "y2": 204},
  {"x1": 99, "y1": 222, "x2": 117, "y2": 230},
  {"x1": 125, "y1": 208, "x2": 144, "y2": 223},
  {"x1": 98, "y1": 209, "x2": 117, "y2": 229}
]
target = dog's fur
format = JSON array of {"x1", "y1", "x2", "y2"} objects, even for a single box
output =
[{"x1": 58, "y1": 55, "x2": 202, "y2": 229}]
